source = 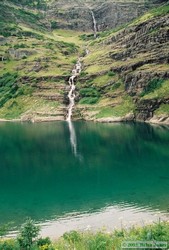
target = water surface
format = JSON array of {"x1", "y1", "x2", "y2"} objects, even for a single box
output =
[{"x1": 0, "y1": 121, "x2": 169, "y2": 237}]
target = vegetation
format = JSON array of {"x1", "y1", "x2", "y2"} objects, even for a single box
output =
[
  {"x1": 142, "y1": 79, "x2": 169, "y2": 99},
  {"x1": 17, "y1": 218, "x2": 40, "y2": 249},
  {"x1": 0, "y1": 220, "x2": 169, "y2": 250},
  {"x1": 0, "y1": 72, "x2": 19, "y2": 107},
  {"x1": 140, "y1": 78, "x2": 164, "y2": 97},
  {"x1": 0, "y1": 0, "x2": 169, "y2": 121},
  {"x1": 96, "y1": 96, "x2": 135, "y2": 119},
  {"x1": 155, "y1": 104, "x2": 169, "y2": 115}
]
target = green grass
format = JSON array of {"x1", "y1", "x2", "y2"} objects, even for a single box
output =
[
  {"x1": 0, "y1": 95, "x2": 60, "y2": 119},
  {"x1": 140, "y1": 78, "x2": 164, "y2": 97},
  {"x1": 132, "y1": 4, "x2": 169, "y2": 26},
  {"x1": 96, "y1": 96, "x2": 135, "y2": 118},
  {"x1": 142, "y1": 79, "x2": 169, "y2": 99},
  {"x1": 79, "y1": 97, "x2": 99, "y2": 105},
  {"x1": 155, "y1": 104, "x2": 169, "y2": 115}
]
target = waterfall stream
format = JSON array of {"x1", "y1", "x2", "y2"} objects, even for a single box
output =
[
  {"x1": 67, "y1": 59, "x2": 82, "y2": 157},
  {"x1": 66, "y1": 58, "x2": 82, "y2": 122},
  {"x1": 91, "y1": 10, "x2": 97, "y2": 38}
]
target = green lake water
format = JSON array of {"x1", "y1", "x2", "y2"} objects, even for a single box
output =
[{"x1": 0, "y1": 121, "x2": 169, "y2": 237}]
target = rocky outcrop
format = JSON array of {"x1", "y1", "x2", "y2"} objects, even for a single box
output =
[
  {"x1": 80, "y1": 9, "x2": 169, "y2": 124},
  {"x1": 136, "y1": 98, "x2": 169, "y2": 121},
  {"x1": 149, "y1": 115, "x2": 169, "y2": 124},
  {"x1": 95, "y1": 2, "x2": 147, "y2": 31},
  {"x1": 8, "y1": 48, "x2": 35, "y2": 59},
  {"x1": 47, "y1": 0, "x2": 154, "y2": 32}
]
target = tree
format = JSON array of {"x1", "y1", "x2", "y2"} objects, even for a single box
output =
[{"x1": 17, "y1": 218, "x2": 40, "y2": 250}]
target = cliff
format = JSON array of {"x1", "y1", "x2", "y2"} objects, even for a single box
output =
[
  {"x1": 75, "y1": 4, "x2": 169, "y2": 124},
  {"x1": 0, "y1": 0, "x2": 169, "y2": 124},
  {"x1": 47, "y1": 0, "x2": 149, "y2": 32}
]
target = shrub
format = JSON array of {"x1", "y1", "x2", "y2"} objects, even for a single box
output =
[
  {"x1": 80, "y1": 71, "x2": 88, "y2": 77},
  {"x1": 108, "y1": 71, "x2": 116, "y2": 77},
  {"x1": 0, "y1": 240, "x2": 19, "y2": 250},
  {"x1": 51, "y1": 21, "x2": 58, "y2": 29},
  {"x1": 140, "y1": 78, "x2": 164, "y2": 97},
  {"x1": 79, "y1": 97, "x2": 99, "y2": 104},
  {"x1": 112, "y1": 82, "x2": 121, "y2": 90},
  {"x1": 17, "y1": 218, "x2": 40, "y2": 250},
  {"x1": 13, "y1": 44, "x2": 29, "y2": 49},
  {"x1": 37, "y1": 237, "x2": 51, "y2": 247},
  {"x1": 79, "y1": 34, "x2": 95, "y2": 41},
  {"x1": 0, "y1": 72, "x2": 19, "y2": 107},
  {"x1": 63, "y1": 230, "x2": 82, "y2": 244},
  {"x1": 79, "y1": 87, "x2": 100, "y2": 98},
  {"x1": 0, "y1": 223, "x2": 9, "y2": 238},
  {"x1": 0, "y1": 72, "x2": 18, "y2": 88}
]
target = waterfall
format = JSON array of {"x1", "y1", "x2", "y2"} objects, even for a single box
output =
[
  {"x1": 66, "y1": 58, "x2": 82, "y2": 121},
  {"x1": 66, "y1": 59, "x2": 82, "y2": 157},
  {"x1": 85, "y1": 48, "x2": 89, "y2": 55},
  {"x1": 91, "y1": 10, "x2": 97, "y2": 38}
]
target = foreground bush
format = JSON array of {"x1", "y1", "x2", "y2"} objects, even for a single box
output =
[{"x1": 0, "y1": 220, "x2": 169, "y2": 249}]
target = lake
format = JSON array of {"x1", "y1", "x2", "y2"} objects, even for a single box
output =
[{"x1": 0, "y1": 121, "x2": 169, "y2": 238}]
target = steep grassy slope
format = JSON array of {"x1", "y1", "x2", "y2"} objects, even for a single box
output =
[
  {"x1": 0, "y1": 0, "x2": 169, "y2": 123},
  {"x1": 0, "y1": 0, "x2": 85, "y2": 121},
  {"x1": 75, "y1": 3, "x2": 169, "y2": 124}
]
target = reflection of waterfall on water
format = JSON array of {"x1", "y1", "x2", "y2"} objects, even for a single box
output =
[
  {"x1": 91, "y1": 10, "x2": 97, "y2": 38},
  {"x1": 68, "y1": 121, "x2": 77, "y2": 156}
]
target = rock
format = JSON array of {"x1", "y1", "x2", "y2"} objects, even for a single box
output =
[
  {"x1": 95, "y1": 112, "x2": 135, "y2": 123},
  {"x1": 8, "y1": 48, "x2": 36, "y2": 59},
  {"x1": 0, "y1": 35, "x2": 7, "y2": 44},
  {"x1": 149, "y1": 115, "x2": 169, "y2": 125},
  {"x1": 47, "y1": 0, "x2": 155, "y2": 32}
]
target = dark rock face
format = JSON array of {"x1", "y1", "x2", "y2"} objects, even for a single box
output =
[
  {"x1": 136, "y1": 98, "x2": 169, "y2": 121},
  {"x1": 47, "y1": 0, "x2": 151, "y2": 32},
  {"x1": 105, "y1": 13, "x2": 169, "y2": 121},
  {"x1": 95, "y1": 2, "x2": 146, "y2": 31},
  {"x1": 110, "y1": 14, "x2": 169, "y2": 96}
]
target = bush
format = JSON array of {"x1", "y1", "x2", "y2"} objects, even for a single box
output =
[
  {"x1": 13, "y1": 44, "x2": 29, "y2": 49},
  {"x1": 0, "y1": 72, "x2": 18, "y2": 88},
  {"x1": 80, "y1": 71, "x2": 88, "y2": 77},
  {"x1": 37, "y1": 237, "x2": 51, "y2": 247},
  {"x1": 140, "y1": 78, "x2": 164, "y2": 97},
  {"x1": 0, "y1": 240, "x2": 19, "y2": 250},
  {"x1": 79, "y1": 87, "x2": 100, "y2": 98},
  {"x1": 63, "y1": 230, "x2": 82, "y2": 243},
  {"x1": 108, "y1": 71, "x2": 116, "y2": 77},
  {"x1": 51, "y1": 21, "x2": 58, "y2": 29},
  {"x1": 79, "y1": 34, "x2": 95, "y2": 41},
  {"x1": 17, "y1": 218, "x2": 40, "y2": 250},
  {"x1": 0, "y1": 223, "x2": 10, "y2": 238},
  {"x1": 112, "y1": 82, "x2": 121, "y2": 90},
  {"x1": 0, "y1": 72, "x2": 19, "y2": 107},
  {"x1": 79, "y1": 97, "x2": 99, "y2": 104}
]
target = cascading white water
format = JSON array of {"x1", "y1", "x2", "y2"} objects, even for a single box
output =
[
  {"x1": 66, "y1": 58, "x2": 82, "y2": 121},
  {"x1": 91, "y1": 10, "x2": 97, "y2": 38},
  {"x1": 67, "y1": 59, "x2": 82, "y2": 157}
]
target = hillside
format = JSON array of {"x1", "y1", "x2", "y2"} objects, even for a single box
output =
[
  {"x1": 0, "y1": 0, "x2": 83, "y2": 121},
  {"x1": 0, "y1": 0, "x2": 169, "y2": 124},
  {"x1": 75, "y1": 3, "x2": 169, "y2": 124}
]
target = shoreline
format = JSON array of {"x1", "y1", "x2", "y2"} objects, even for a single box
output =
[{"x1": 0, "y1": 114, "x2": 169, "y2": 125}]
